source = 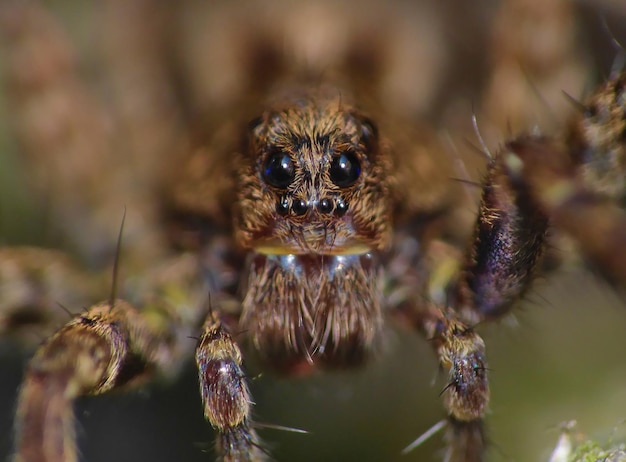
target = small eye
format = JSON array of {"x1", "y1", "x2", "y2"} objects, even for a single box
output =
[
  {"x1": 360, "y1": 117, "x2": 377, "y2": 146},
  {"x1": 262, "y1": 151, "x2": 295, "y2": 189},
  {"x1": 329, "y1": 151, "x2": 361, "y2": 188},
  {"x1": 248, "y1": 115, "x2": 264, "y2": 132},
  {"x1": 275, "y1": 197, "x2": 290, "y2": 215}
]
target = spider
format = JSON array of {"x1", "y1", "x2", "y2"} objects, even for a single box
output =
[{"x1": 1, "y1": 1, "x2": 626, "y2": 461}]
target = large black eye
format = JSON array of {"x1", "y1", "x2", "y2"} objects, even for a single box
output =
[
  {"x1": 262, "y1": 151, "x2": 295, "y2": 189},
  {"x1": 329, "y1": 151, "x2": 361, "y2": 188}
]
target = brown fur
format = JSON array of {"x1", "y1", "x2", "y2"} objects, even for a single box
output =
[{"x1": 235, "y1": 86, "x2": 392, "y2": 255}]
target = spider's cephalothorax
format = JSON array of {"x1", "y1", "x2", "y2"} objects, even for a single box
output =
[{"x1": 235, "y1": 88, "x2": 392, "y2": 367}]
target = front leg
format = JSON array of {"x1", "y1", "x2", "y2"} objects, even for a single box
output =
[
  {"x1": 14, "y1": 300, "x2": 175, "y2": 462},
  {"x1": 8, "y1": 249, "x2": 209, "y2": 462},
  {"x1": 423, "y1": 307, "x2": 489, "y2": 462},
  {"x1": 397, "y1": 300, "x2": 489, "y2": 462},
  {"x1": 393, "y1": 128, "x2": 552, "y2": 460},
  {"x1": 455, "y1": 136, "x2": 549, "y2": 326},
  {"x1": 196, "y1": 311, "x2": 266, "y2": 462}
]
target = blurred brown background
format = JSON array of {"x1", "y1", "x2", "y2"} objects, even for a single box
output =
[{"x1": 1, "y1": 1, "x2": 626, "y2": 461}]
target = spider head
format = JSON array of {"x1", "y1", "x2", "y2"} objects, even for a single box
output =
[{"x1": 235, "y1": 90, "x2": 392, "y2": 255}]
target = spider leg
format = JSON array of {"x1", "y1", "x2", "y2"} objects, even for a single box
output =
[
  {"x1": 7, "y1": 249, "x2": 210, "y2": 462},
  {"x1": 501, "y1": 71, "x2": 626, "y2": 287},
  {"x1": 455, "y1": 136, "x2": 550, "y2": 325},
  {"x1": 393, "y1": 128, "x2": 553, "y2": 460},
  {"x1": 426, "y1": 134, "x2": 548, "y2": 459},
  {"x1": 14, "y1": 299, "x2": 178, "y2": 462},
  {"x1": 387, "y1": 238, "x2": 489, "y2": 461},
  {"x1": 420, "y1": 306, "x2": 489, "y2": 462},
  {"x1": 427, "y1": 70, "x2": 626, "y2": 459},
  {"x1": 196, "y1": 310, "x2": 266, "y2": 462},
  {"x1": 499, "y1": 135, "x2": 626, "y2": 287},
  {"x1": 460, "y1": 71, "x2": 626, "y2": 310}
]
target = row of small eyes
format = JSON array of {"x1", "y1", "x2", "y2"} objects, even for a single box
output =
[
  {"x1": 262, "y1": 150, "x2": 361, "y2": 189},
  {"x1": 275, "y1": 195, "x2": 348, "y2": 217}
]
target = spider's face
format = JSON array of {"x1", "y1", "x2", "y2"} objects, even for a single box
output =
[{"x1": 235, "y1": 92, "x2": 392, "y2": 256}]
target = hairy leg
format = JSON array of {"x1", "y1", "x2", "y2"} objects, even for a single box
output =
[
  {"x1": 196, "y1": 311, "x2": 265, "y2": 462},
  {"x1": 6, "y1": 247, "x2": 209, "y2": 462},
  {"x1": 458, "y1": 71, "x2": 626, "y2": 326},
  {"x1": 15, "y1": 300, "x2": 174, "y2": 462},
  {"x1": 420, "y1": 307, "x2": 489, "y2": 462},
  {"x1": 412, "y1": 71, "x2": 626, "y2": 460},
  {"x1": 390, "y1": 125, "x2": 554, "y2": 460},
  {"x1": 387, "y1": 236, "x2": 489, "y2": 461}
]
